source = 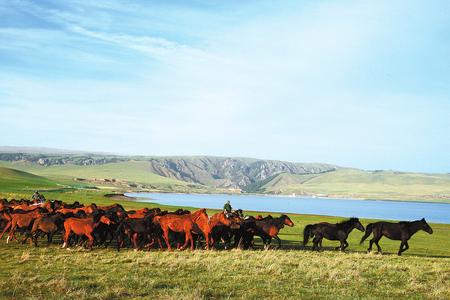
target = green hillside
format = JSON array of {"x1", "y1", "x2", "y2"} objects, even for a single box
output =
[
  {"x1": 0, "y1": 167, "x2": 60, "y2": 191},
  {"x1": 0, "y1": 160, "x2": 213, "y2": 195},
  {"x1": 262, "y1": 169, "x2": 450, "y2": 202},
  {"x1": 1, "y1": 156, "x2": 449, "y2": 202},
  {"x1": 1, "y1": 161, "x2": 190, "y2": 185}
]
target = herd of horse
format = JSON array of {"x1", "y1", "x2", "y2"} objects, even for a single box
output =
[{"x1": 0, "y1": 198, "x2": 434, "y2": 255}]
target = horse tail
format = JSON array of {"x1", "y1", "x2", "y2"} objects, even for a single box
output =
[
  {"x1": 360, "y1": 223, "x2": 373, "y2": 244},
  {"x1": 303, "y1": 225, "x2": 314, "y2": 246}
]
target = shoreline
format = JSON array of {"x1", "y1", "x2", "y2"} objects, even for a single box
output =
[
  {"x1": 125, "y1": 190, "x2": 450, "y2": 205},
  {"x1": 124, "y1": 192, "x2": 450, "y2": 224}
]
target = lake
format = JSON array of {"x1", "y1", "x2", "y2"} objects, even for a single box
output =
[{"x1": 125, "y1": 192, "x2": 450, "y2": 224}]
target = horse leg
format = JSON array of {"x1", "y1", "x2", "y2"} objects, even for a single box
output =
[
  {"x1": 21, "y1": 231, "x2": 30, "y2": 244},
  {"x1": 402, "y1": 241, "x2": 409, "y2": 254},
  {"x1": 317, "y1": 237, "x2": 324, "y2": 251},
  {"x1": 343, "y1": 240, "x2": 349, "y2": 251},
  {"x1": 273, "y1": 235, "x2": 282, "y2": 249},
  {"x1": 312, "y1": 237, "x2": 319, "y2": 251},
  {"x1": 86, "y1": 233, "x2": 94, "y2": 250},
  {"x1": 0, "y1": 221, "x2": 11, "y2": 240},
  {"x1": 32, "y1": 231, "x2": 39, "y2": 247},
  {"x1": 204, "y1": 232, "x2": 210, "y2": 250},
  {"x1": 374, "y1": 238, "x2": 382, "y2": 254},
  {"x1": 7, "y1": 224, "x2": 17, "y2": 244},
  {"x1": 262, "y1": 237, "x2": 270, "y2": 250},
  {"x1": 156, "y1": 238, "x2": 164, "y2": 250},
  {"x1": 181, "y1": 231, "x2": 193, "y2": 250},
  {"x1": 337, "y1": 239, "x2": 345, "y2": 251},
  {"x1": 28, "y1": 231, "x2": 34, "y2": 246},
  {"x1": 62, "y1": 230, "x2": 71, "y2": 248},
  {"x1": 162, "y1": 229, "x2": 172, "y2": 251},
  {"x1": 47, "y1": 232, "x2": 54, "y2": 245},
  {"x1": 398, "y1": 241, "x2": 409, "y2": 256},
  {"x1": 237, "y1": 236, "x2": 244, "y2": 249},
  {"x1": 265, "y1": 238, "x2": 273, "y2": 250}
]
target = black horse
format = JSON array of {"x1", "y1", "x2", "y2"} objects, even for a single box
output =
[
  {"x1": 303, "y1": 218, "x2": 365, "y2": 251},
  {"x1": 360, "y1": 218, "x2": 433, "y2": 255}
]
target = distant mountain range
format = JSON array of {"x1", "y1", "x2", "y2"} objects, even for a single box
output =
[
  {"x1": 1, "y1": 146, "x2": 449, "y2": 202},
  {"x1": 0, "y1": 148, "x2": 337, "y2": 189}
]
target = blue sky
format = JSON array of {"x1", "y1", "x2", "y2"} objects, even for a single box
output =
[{"x1": 0, "y1": 0, "x2": 449, "y2": 172}]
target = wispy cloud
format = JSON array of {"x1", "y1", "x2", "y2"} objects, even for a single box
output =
[{"x1": 0, "y1": 0, "x2": 449, "y2": 172}]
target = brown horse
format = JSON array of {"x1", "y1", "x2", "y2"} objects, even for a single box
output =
[
  {"x1": 31, "y1": 213, "x2": 65, "y2": 246},
  {"x1": 255, "y1": 215, "x2": 294, "y2": 249},
  {"x1": 0, "y1": 209, "x2": 12, "y2": 238},
  {"x1": 12, "y1": 203, "x2": 38, "y2": 211},
  {"x1": 126, "y1": 208, "x2": 150, "y2": 219},
  {"x1": 62, "y1": 213, "x2": 113, "y2": 249},
  {"x1": 360, "y1": 218, "x2": 433, "y2": 255},
  {"x1": 56, "y1": 204, "x2": 96, "y2": 216},
  {"x1": 4, "y1": 208, "x2": 47, "y2": 244},
  {"x1": 153, "y1": 209, "x2": 210, "y2": 251}
]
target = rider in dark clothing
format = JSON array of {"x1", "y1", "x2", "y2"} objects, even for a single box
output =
[
  {"x1": 32, "y1": 191, "x2": 45, "y2": 203},
  {"x1": 223, "y1": 200, "x2": 232, "y2": 213}
]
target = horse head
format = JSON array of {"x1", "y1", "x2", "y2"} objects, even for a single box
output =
[
  {"x1": 224, "y1": 212, "x2": 242, "y2": 227},
  {"x1": 351, "y1": 218, "x2": 365, "y2": 232},
  {"x1": 281, "y1": 214, "x2": 294, "y2": 227},
  {"x1": 99, "y1": 215, "x2": 113, "y2": 225},
  {"x1": 421, "y1": 218, "x2": 433, "y2": 234}
]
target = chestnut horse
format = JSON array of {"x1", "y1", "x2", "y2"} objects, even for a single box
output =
[
  {"x1": 62, "y1": 212, "x2": 113, "y2": 249},
  {"x1": 56, "y1": 204, "x2": 96, "y2": 216},
  {"x1": 3, "y1": 208, "x2": 47, "y2": 244},
  {"x1": 255, "y1": 214, "x2": 294, "y2": 249},
  {"x1": 153, "y1": 209, "x2": 210, "y2": 251}
]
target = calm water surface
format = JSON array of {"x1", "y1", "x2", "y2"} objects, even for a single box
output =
[{"x1": 125, "y1": 192, "x2": 450, "y2": 224}]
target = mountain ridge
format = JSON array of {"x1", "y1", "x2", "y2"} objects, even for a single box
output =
[{"x1": 0, "y1": 151, "x2": 338, "y2": 189}]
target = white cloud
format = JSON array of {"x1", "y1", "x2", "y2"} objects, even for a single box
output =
[{"x1": 0, "y1": 0, "x2": 448, "y2": 171}]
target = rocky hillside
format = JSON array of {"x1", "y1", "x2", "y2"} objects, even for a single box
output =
[
  {"x1": 0, "y1": 151, "x2": 338, "y2": 189},
  {"x1": 147, "y1": 157, "x2": 337, "y2": 188}
]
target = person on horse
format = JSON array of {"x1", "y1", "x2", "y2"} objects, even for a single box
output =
[
  {"x1": 223, "y1": 200, "x2": 232, "y2": 214},
  {"x1": 32, "y1": 190, "x2": 46, "y2": 203}
]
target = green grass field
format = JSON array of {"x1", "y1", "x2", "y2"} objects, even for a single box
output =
[{"x1": 0, "y1": 170, "x2": 449, "y2": 299}]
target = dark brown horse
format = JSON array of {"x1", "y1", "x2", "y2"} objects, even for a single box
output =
[
  {"x1": 360, "y1": 218, "x2": 433, "y2": 255},
  {"x1": 209, "y1": 212, "x2": 241, "y2": 248},
  {"x1": 153, "y1": 209, "x2": 210, "y2": 251},
  {"x1": 255, "y1": 215, "x2": 294, "y2": 249},
  {"x1": 303, "y1": 218, "x2": 364, "y2": 251},
  {"x1": 116, "y1": 215, "x2": 163, "y2": 251},
  {"x1": 31, "y1": 213, "x2": 65, "y2": 246}
]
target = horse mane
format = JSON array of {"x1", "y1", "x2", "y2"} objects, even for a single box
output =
[
  {"x1": 337, "y1": 217, "x2": 359, "y2": 225},
  {"x1": 191, "y1": 208, "x2": 208, "y2": 221}
]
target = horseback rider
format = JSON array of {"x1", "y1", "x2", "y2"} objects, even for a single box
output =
[
  {"x1": 223, "y1": 200, "x2": 232, "y2": 213},
  {"x1": 32, "y1": 190, "x2": 46, "y2": 203}
]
